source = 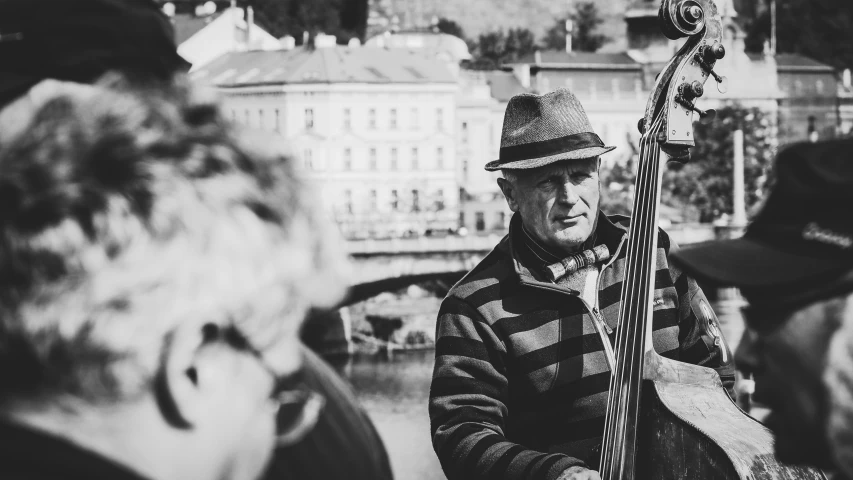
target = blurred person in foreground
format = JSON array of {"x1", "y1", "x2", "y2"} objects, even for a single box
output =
[
  {"x1": 671, "y1": 137, "x2": 853, "y2": 479},
  {"x1": 428, "y1": 89, "x2": 734, "y2": 480},
  {"x1": 0, "y1": 1, "x2": 391, "y2": 479}
]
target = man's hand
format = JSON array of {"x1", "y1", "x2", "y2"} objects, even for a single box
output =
[{"x1": 556, "y1": 466, "x2": 601, "y2": 480}]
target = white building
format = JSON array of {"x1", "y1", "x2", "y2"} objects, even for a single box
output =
[
  {"x1": 191, "y1": 39, "x2": 460, "y2": 239},
  {"x1": 170, "y1": 5, "x2": 280, "y2": 70}
]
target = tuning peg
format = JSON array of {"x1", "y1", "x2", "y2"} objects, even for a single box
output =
[
  {"x1": 675, "y1": 95, "x2": 717, "y2": 121},
  {"x1": 700, "y1": 43, "x2": 726, "y2": 63},
  {"x1": 715, "y1": 75, "x2": 729, "y2": 94},
  {"x1": 679, "y1": 81, "x2": 704, "y2": 100},
  {"x1": 698, "y1": 107, "x2": 717, "y2": 122},
  {"x1": 695, "y1": 47, "x2": 729, "y2": 94},
  {"x1": 637, "y1": 118, "x2": 646, "y2": 134}
]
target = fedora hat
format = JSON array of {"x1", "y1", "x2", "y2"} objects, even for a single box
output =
[{"x1": 485, "y1": 88, "x2": 616, "y2": 171}]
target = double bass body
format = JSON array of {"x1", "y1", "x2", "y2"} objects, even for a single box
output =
[{"x1": 637, "y1": 353, "x2": 823, "y2": 479}]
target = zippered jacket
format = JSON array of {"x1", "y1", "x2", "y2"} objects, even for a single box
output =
[{"x1": 429, "y1": 212, "x2": 735, "y2": 480}]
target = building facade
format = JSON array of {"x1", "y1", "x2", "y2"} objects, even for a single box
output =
[{"x1": 191, "y1": 41, "x2": 460, "y2": 239}]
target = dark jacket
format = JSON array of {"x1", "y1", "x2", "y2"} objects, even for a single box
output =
[
  {"x1": 267, "y1": 346, "x2": 394, "y2": 480},
  {"x1": 0, "y1": 420, "x2": 152, "y2": 480},
  {"x1": 429, "y1": 213, "x2": 735, "y2": 480}
]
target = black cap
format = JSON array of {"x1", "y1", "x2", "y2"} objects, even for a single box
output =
[
  {"x1": 0, "y1": 0, "x2": 190, "y2": 106},
  {"x1": 671, "y1": 137, "x2": 853, "y2": 290}
]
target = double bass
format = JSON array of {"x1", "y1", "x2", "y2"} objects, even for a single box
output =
[{"x1": 597, "y1": 1, "x2": 826, "y2": 478}]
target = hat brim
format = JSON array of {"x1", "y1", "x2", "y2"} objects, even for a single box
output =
[
  {"x1": 484, "y1": 145, "x2": 616, "y2": 171},
  {"x1": 671, "y1": 236, "x2": 849, "y2": 289}
]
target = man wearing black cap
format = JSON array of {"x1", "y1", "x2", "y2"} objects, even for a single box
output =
[
  {"x1": 671, "y1": 137, "x2": 853, "y2": 478},
  {"x1": 0, "y1": 2, "x2": 392, "y2": 480},
  {"x1": 429, "y1": 89, "x2": 735, "y2": 480}
]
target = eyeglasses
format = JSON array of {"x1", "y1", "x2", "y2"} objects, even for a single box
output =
[
  {"x1": 271, "y1": 382, "x2": 326, "y2": 447},
  {"x1": 215, "y1": 324, "x2": 326, "y2": 447}
]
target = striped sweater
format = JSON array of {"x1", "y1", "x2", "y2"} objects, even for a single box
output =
[{"x1": 429, "y1": 213, "x2": 735, "y2": 480}]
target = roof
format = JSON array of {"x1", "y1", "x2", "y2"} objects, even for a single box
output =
[
  {"x1": 172, "y1": 13, "x2": 220, "y2": 45},
  {"x1": 364, "y1": 31, "x2": 472, "y2": 62},
  {"x1": 482, "y1": 71, "x2": 529, "y2": 102},
  {"x1": 510, "y1": 51, "x2": 642, "y2": 70},
  {"x1": 775, "y1": 54, "x2": 835, "y2": 72},
  {"x1": 190, "y1": 46, "x2": 458, "y2": 87}
]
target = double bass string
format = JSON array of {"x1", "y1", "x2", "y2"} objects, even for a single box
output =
[
  {"x1": 602, "y1": 118, "x2": 656, "y2": 476},
  {"x1": 600, "y1": 113, "x2": 664, "y2": 478}
]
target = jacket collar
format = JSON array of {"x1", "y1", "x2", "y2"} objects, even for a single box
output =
[{"x1": 502, "y1": 212, "x2": 627, "y2": 292}]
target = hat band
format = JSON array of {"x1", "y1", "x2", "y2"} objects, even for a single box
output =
[{"x1": 499, "y1": 132, "x2": 605, "y2": 162}]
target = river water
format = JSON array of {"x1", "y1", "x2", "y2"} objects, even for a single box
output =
[
  {"x1": 335, "y1": 295, "x2": 749, "y2": 480},
  {"x1": 338, "y1": 349, "x2": 446, "y2": 480}
]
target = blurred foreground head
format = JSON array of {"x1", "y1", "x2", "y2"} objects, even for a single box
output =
[
  {"x1": 0, "y1": 2, "x2": 348, "y2": 480},
  {"x1": 672, "y1": 138, "x2": 853, "y2": 475}
]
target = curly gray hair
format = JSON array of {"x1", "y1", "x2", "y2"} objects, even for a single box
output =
[{"x1": 0, "y1": 74, "x2": 348, "y2": 403}]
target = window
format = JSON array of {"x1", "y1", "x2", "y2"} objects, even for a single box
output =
[
  {"x1": 411, "y1": 147, "x2": 419, "y2": 170},
  {"x1": 816, "y1": 80, "x2": 825, "y2": 94},
  {"x1": 232, "y1": 109, "x2": 237, "y2": 122},
  {"x1": 343, "y1": 108, "x2": 351, "y2": 130},
  {"x1": 369, "y1": 189, "x2": 377, "y2": 212},
  {"x1": 274, "y1": 109, "x2": 280, "y2": 133},
  {"x1": 564, "y1": 78, "x2": 574, "y2": 90},
  {"x1": 390, "y1": 108, "x2": 397, "y2": 129},
  {"x1": 475, "y1": 212, "x2": 486, "y2": 232},
  {"x1": 343, "y1": 148, "x2": 352, "y2": 171},
  {"x1": 436, "y1": 108, "x2": 444, "y2": 131},
  {"x1": 244, "y1": 109, "x2": 250, "y2": 125},
  {"x1": 303, "y1": 149, "x2": 313, "y2": 170},
  {"x1": 436, "y1": 147, "x2": 444, "y2": 169},
  {"x1": 435, "y1": 189, "x2": 445, "y2": 211},
  {"x1": 344, "y1": 190, "x2": 353, "y2": 215},
  {"x1": 794, "y1": 80, "x2": 804, "y2": 95},
  {"x1": 390, "y1": 148, "x2": 398, "y2": 170},
  {"x1": 496, "y1": 211, "x2": 506, "y2": 229},
  {"x1": 634, "y1": 79, "x2": 644, "y2": 99},
  {"x1": 411, "y1": 107, "x2": 419, "y2": 130},
  {"x1": 391, "y1": 189, "x2": 399, "y2": 210},
  {"x1": 305, "y1": 108, "x2": 314, "y2": 130},
  {"x1": 612, "y1": 78, "x2": 620, "y2": 100},
  {"x1": 258, "y1": 109, "x2": 264, "y2": 129},
  {"x1": 369, "y1": 148, "x2": 377, "y2": 170},
  {"x1": 461, "y1": 122, "x2": 469, "y2": 144},
  {"x1": 369, "y1": 108, "x2": 377, "y2": 129},
  {"x1": 412, "y1": 189, "x2": 420, "y2": 212}
]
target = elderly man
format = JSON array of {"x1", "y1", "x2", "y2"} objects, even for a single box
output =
[
  {"x1": 429, "y1": 89, "x2": 734, "y2": 480},
  {"x1": 0, "y1": 1, "x2": 391, "y2": 480},
  {"x1": 671, "y1": 138, "x2": 853, "y2": 478}
]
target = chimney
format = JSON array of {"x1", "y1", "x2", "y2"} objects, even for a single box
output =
[
  {"x1": 513, "y1": 64, "x2": 531, "y2": 89},
  {"x1": 844, "y1": 69, "x2": 852, "y2": 89},
  {"x1": 246, "y1": 6, "x2": 254, "y2": 48},
  {"x1": 280, "y1": 35, "x2": 296, "y2": 50},
  {"x1": 303, "y1": 31, "x2": 310, "y2": 45},
  {"x1": 534, "y1": 50, "x2": 542, "y2": 64},
  {"x1": 565, "y1": 19, "x2": 574, "y2": 53},
  {"x1": 348, "y1": 38, "x2": 361, "y2": 48}
]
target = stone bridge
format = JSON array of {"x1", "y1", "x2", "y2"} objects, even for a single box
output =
[{"x1": 304, "y1": 225, "x2": 721, "y2": 354}]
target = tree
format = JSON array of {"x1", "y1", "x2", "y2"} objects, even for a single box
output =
[
  {"x1": 436, "y1": 17, "x2": 466, "y2": 40},
  {"x1": 742, "y1": 0, "x2": 853, "y2": 70},
  {"x1": 600, "y1": 106, "x2": 777, "y2": 224},
  {"x1": 251, "y1": 0, "x2": 367, "y2": 43},
  {"x1": 468, "y1": 28, "x2": 538, "y2": 70},
  {"x1": 542, "y1": 1, "x2": 610, "y2": 52},
  {"x1": 662, "y1": 105, "x2": 777, "y2": 223}
]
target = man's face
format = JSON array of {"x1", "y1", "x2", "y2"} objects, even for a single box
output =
[
  {"x1": 736, "y1": 296, "x2": 845, "y2": 468},
  {"x1": 498, "y1": 158, "x2": 600, "y2": 254}
]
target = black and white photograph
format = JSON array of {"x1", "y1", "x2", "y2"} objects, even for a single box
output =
[{"x1": 1, "y1": 0, "x2": 852, "y2": 479}]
